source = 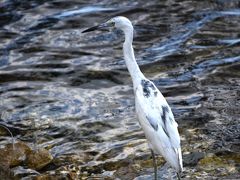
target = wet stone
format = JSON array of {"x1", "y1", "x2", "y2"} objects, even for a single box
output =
[
  {"x1": 0, "y1": 164, "x2": 13, "y2": 180},
  {"x1": 26, "y1": 148, "x2": 53, "y2": 170},
  {"x1": 114, "y1": 165, "x2": 138, "y2": 180},
  {"x1": 53, "y1": 154, "x2": 86, "y2": 167},
  {"x1": 34, "y1": 174, "x2": 61, "y2": 180},
  {"x1": 197, "y1": 153, "x2": 238, "y2": 175},
  {"x1": 183, "y1": 151, "x2": 204, "y2": 166},
  {"x1": 0, "y1": 126, "x2": 8, "y2": 136},
  {"x1": 34, "y1": 164, "x2": 81, "y2": 180},
  {"x1": 0, "y1": 141, "x2": 31, "y2": 167}
]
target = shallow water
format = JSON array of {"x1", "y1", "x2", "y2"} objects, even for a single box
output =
[{"x1": 0, "y1": 0, "x2": 240, "y2": 179}]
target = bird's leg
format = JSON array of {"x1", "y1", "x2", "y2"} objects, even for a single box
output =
[
  {"x1": 151, "y1": 149, "x2": 158, "y2": 180},
  {"x1": 169, "y1": 167, "x2": 172, "y2": 180},
  {"x1": 177, "y1": 173, "x2": 181, "y2": 180}
]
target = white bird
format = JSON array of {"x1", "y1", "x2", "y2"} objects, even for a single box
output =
[{"x1": 82, "y1": 16, "x2": 183, "y2": 179}]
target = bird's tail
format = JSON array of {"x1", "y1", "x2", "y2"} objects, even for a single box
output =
[
  {"x1": 175, "y1": 148, "x2": 183, "y2": 180},
  {"x1": 175, "y1": 147, "x2": 183, "y2": 173},
  {"x1": 164, "y1": 147, "x2": 183, "y2": 173}
]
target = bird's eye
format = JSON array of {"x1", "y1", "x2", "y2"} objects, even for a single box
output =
[{"x1": 111, "y1": 21, "x2": 115, "y2": 26}]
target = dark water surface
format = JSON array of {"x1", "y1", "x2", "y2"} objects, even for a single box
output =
[{"x1": 0, "y1": 0, "x2": 240, "y2": 179}]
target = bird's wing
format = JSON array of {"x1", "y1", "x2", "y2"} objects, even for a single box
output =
[{"x1": 135, "y1": 79, "x2": 181, "y2": 148}]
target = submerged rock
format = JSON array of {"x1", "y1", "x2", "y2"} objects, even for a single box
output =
[
  {"x1": 34, "y1": 164, "x2": 81, "y2": 180},
  {"x1": 197, "y1": 153, "x2": 238, "y2": 175},
  {"x1": 0, "y1": 164, "x2": 13, "y2": 180},
  {"x1": 0, "y1": 141, "x2": 31, "y2": 167},
  {"x1": 27, "y1": 148, "x2": 53, "y2": 170},
  {"x1": 53, "y1": 154, "x2": 86, "y2": 167},
  {"x1": 114, "y1": 165, "x2": 138, "y2": 180},
  {"x1": 0, "y1": 140, "x2": 53, "y2": 179},
  {"x1": 183, "y1": 151, "x2": 204, "y2": 166}
]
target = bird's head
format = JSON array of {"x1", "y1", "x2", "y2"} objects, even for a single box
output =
[{"x1": 82, "y1": 16, "x2": 133, "y2": 33}]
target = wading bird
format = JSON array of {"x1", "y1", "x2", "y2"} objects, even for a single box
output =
[{"x1": 82, "y1": 16, "x2": 183, "y2": 179}]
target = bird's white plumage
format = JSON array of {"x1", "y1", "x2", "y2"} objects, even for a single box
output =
[
  {"x1": 110, "y1": 16, "x2": 183, "y2": 173},
  {"x1": 82, "y1": 16, "x2": 183, "y2": 175},
  {"x1": 135, "y1": 80, "x2": 183, "y2": 172}
]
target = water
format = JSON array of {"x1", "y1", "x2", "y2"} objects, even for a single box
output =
[{"x1": 0, "y1": 0, "x2": 240, "y2": 179}]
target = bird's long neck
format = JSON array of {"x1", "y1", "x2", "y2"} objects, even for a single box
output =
[{"x1": 123, "y1": 28, "x2": 145, "y2": 88}]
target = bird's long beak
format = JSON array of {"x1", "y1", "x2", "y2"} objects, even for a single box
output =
[
  {"x1": 81, "y1": 25, "x2": 100, "y2": 33},
  {"x1": 82, "y1": 21, "x2": 113, "y2": 33}
]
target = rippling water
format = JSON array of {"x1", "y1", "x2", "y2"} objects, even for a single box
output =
[{"x1": 0, "y1": 0, "x2": 240, "y2": 179}]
